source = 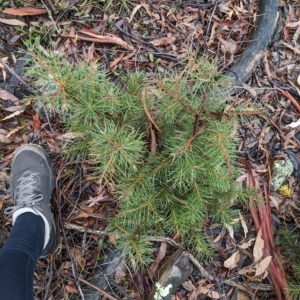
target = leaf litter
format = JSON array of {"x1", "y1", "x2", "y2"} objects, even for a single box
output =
[{"x1": 0, "y1": 0, "x2": 300, "y2": 299}]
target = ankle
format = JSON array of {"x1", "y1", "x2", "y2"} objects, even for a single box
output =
[{"x1": 12, "y1": 209, "x2": 49, "y2": 250}]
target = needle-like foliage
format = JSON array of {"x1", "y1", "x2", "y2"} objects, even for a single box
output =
[
  {"x1": 26, "y1": 49, "x2": 248, "y2": 269},
  {"x1": 277, "y1": 227, "x2": 300, "y2": 299}
]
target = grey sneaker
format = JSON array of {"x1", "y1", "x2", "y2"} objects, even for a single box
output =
[{"x1": 4, "y1": 144, "x2": 57, "y2": 257}]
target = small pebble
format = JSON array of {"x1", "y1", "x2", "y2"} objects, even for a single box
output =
[{"x1": 271, "y1": 51, "x2": 279, "y2": 62}]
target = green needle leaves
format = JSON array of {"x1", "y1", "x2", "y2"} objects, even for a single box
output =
[{"x1": 27, "y1": 50, "x2": 247, "y2": 269}]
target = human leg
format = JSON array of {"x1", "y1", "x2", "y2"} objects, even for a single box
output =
[
  {"x1": 0, "y1": 144, "x2": 57, "y2": 299},
  {"x1": 0, "y1": 213, "x2": 45, "y2": 299}
]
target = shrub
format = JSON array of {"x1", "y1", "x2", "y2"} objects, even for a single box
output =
[{"x1": 26, "y1": 50, "x2": 247, "y2": 268}]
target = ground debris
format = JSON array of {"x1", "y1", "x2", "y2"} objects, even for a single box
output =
[{"x1": 1, "y1": 0, "x2": 300, "y2": 299}]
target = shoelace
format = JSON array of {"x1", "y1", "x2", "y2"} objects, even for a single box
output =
[{"x1": 4, "y1": 172, "x2": 43, "y2": 215}]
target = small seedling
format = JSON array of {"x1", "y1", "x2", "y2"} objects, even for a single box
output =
[{"x1": 26, "y1": 47, "x2": 248, "y2": 269}]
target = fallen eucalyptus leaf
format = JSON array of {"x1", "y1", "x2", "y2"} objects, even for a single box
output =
[
  {"x1": 150, "y1": 36, "x2": 176, "y2": 46},
  {"x1": 1, "y1": 109, "x2": 25, "y2": 121},
  {"x1": 253, "y1": 226, "x2": 264, "y2": 262},
  {"x1": 255, "y1": 256, "x2": 272, "y2": 276},
  {"x1": 2, "y1": 7, "x2": 47, "y2": 16},
  {"x1": 224, "y1": 251, "x2": 240, "y2": 269},
  {"x1": 0, "y1": 18, "x2": 26, "y2": 27}
]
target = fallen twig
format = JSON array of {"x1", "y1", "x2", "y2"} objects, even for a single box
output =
[
  {"x1": 44, "y1": 0, "x2": 55, "y2": 11},
  {"x1": 269, "y1": 118, "x2": 298, "y2": 148},
  {"x1": 65, "y1": 223, "x2": 182, "y2": 248},
  {"x1": 79, "y1": 277, "x2": 118, "y2": 300},
  {"x1": 0, "y1": 58, "x2": 34, "y2": 93},
  {"x1": 276, "y1": 87, "x2": 300, "y2": 112},
  {"x1": 281, "y1": 41, "x2": 300, "y2": 55},
  {"x1": 141, "y1": 88, "x2": 161, "y2": 132},
  {"x1": 64, "y1": 222, "x2": 108, "y2": 236},
  {"x1": 150, "y1": 125, "x2": 157, "y2": 156},
  {"x1": 41, "y1": 0, "x2": 59, "y2": 32},
  {"x1": 43, "y1": 256, "x2": 54, "y2": 300},
  {"x1": 185, "y1": 252, "x2": 214, "y2": 281}
]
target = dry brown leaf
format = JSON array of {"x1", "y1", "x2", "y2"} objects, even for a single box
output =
[
  {"x1": 2, "y1": 7, "x2": 47, "y2": 16},
  {"x1": 68, "y1": 206, "x2": 95, "y2": 221},
  {"x1": 128, "y1": 4, "x2": 143, "y2": 23},
  {"x1": 109, "y1": 52, "x2": 125, "y2": 68},
  {"x1": 286, "y1": 119, "x2": 300, "y2": 128},
  {"x1": 197, "y1": 286, "x2": 222, "y2": 299},
  {"x1": 6, "y1": 126, "x2": 24, "y2": 139},
  {"x1": 255, "y1": 256, "x2": 272, "y2": 276},
  {"x1": 213, "y1": 229, "x2": 225, "y2": 243},
  {"x1": 0, "y1": 56, "x2": 8, "y2": 82},
  {"x1": 237, "y1": 266, "x2": 256, "y2": 275},
  {"x1": 238, "y1": 238, "x2": 256, "y2": 250},
  {"x1": 150, "y1": 36, "x2": 176, "y2": 46},
  {"x1": 114, "y1": 260, "x2": 126, "y2": 284},
  {"x1": 33, "y1": 114, "x2": 41, "y2": 131},
  {"x1": 225, "y1": 223, "x2": 235, "y2": 242},
  {"x1": 1, "y1": 69, "x2": 6, "y2": 81},
  {"x1": 253, "y1": 226, "x2": 264, "y2": 262},
  {"x1": 288, "y1": 79, "x2": 300, "y2": 97},
  {"x1": 258, "y1": 126, "x2": 274, "y2": 152},
  {"x1": 285, "y1": 199, "x2": 300, "y2": 211},
  {"x1": 0, "y1": 129, "x2": 13, "y2": 144},
  {"x1": 56, "y1": 132, "x2": 84, "y2": 141},
  {"x1": 235, "y1": 291, "x2": 250, "y2": 300},
  {"x1": 269, "y1": 195, "x2": 283, "y2": 210},
  {"x1": 70, "y1": 248, "x2": 81, "y2": 260},
  {"x1": 2, "y1": 109, "x2": 25, "y2": 121},
  {"x1": 182, "y1": 280, "x2": 196, "y2": 292},
  {"x1": 150, "y1": 241, "x2": 167, "y2": 275},
  {"x1": 286, "y1": 129, "x2": 296, "y2": 140},
  {"x1": 224, "y1": 251, "x2": 240, "y2": 269},
  {"x1": 286, "y1": 21, "x2": 300, "y2": 28},
  {"x1": 141, "y1": 3, "x2": 152, "y2": 16},
  {"x1": 0, "y1": 105, "x2": 24, "y2": 112},
  {"x1": 208, "y1": 22, "x2": 218, "y2": 46},
  {"x1": 80, "y1": 27, "x2": 134, "y2": 50},
  {"x1": 65, "y1": 285, "x2": 79, "y2": 294},
  {"x1": 109, "y1": 232, "x2": 118, "y2": 246},
  {"x1": 182, "y1": 13, "x2": 200, "y2": 23},
  {"x1": 218, "y1": 37, "x2": 238, "y2": 54},
  {"x1": 0, "y1": 88, "x2": 19, "y2": 103},
  {"x1": 218, "y1": 3, "x2": 232, "y2": 12},
  {"x1": 0, "y1": 18, "x2": 26, "y2": 27},
  {"x1": 238, "y1": 211, "x2": 248, "y2": 238},
  {"x1": 281, "y1": 41, "x2": 300, "y2": 55}
]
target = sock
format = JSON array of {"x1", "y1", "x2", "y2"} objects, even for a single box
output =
[{"x1": 0, "y1": 212, "x2": 45, "y2": 300}]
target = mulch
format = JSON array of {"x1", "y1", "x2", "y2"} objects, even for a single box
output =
[{"x1": 1, "y1": 0, "x2": 300, "y2": 299}]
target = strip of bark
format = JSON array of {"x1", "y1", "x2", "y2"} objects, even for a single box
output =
[{"x1": 242, "y1": 159, "x2": 292, "y2": 299}]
